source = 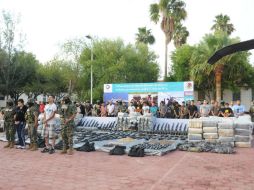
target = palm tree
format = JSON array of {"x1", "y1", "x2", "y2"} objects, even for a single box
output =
[
  {"x1": 135, "y1": 27, "x2": 155, "y2": 45},
  {"x1": 173, "y1": 23, "x2": 189, "y2": 48},
  {"x1": 150, "y1": 0, "x2": 187, "y2": 79},
  {"x1": 190, "y1": 33, "x2": 239, "y2": 102},
  {"x1": 211, "y1": 14, "x2": 235, "y2": 35}
]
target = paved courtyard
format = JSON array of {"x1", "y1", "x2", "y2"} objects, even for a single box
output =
[{"x1": 0, "y1": 141, "x2": 254, "y2": 190}]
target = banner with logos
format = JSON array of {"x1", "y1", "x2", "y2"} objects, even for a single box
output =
[{"x1": 103, "y1": 81, "x2": 194, "y2": 104}]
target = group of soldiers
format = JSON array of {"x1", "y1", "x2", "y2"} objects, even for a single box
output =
[{"x1": 2, "y1": 95, "x2": 76, "y2": 155}]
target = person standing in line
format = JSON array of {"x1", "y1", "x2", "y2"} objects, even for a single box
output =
[
  {"x1": 107, "y1": 101, "x2": 115, "y2": 117},
  {"x1": 39, "y1": 101, "x2": 45, "y2": 113},
  {"x1": 15, "y1": 99, "x2": 28, "y2": 149},
  {"x1": 142, "y1": 101, "x2": 150, "y2": 115},
  {"x1": 232, "y1": 100, "x2": 245, "y2": 117},
  {"x1": 249, "y1": 101, "x2": 254, "y2": 122},
  {"x1": 188, "y1": 100, "x2": 198, "y2": 119},
  {"x1": 3, "y1": 99, "x2": 16, "y2": 148},
  {"x1": 150, "y1": 102, "x2": 158, "y2": 117},
  {"x1": 200, "y1": 100, "x2": 211, "y2": 117},
  {"x1": 25, "y1": 98, "x2": 39, "y2": 151},
  {"x1": 60, "y1": 96, "x2": 76, "y2": 155},
  {"x1": 41, "y1": 95, "x2": 57, "y2": 154},
  {"x1": 210, "y1": 101, "x2": 220, "y2": 116}
]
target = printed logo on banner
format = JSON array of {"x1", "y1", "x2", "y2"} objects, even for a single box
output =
[
  {"x1": 104, "y1": 84, "x2": 112, "y2": 93},
  {"x1": 184, "y1": 81, "x2": 194, "y2": 91}
]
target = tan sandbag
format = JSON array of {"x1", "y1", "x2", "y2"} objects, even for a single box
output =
[
  {"x1": 235, "y1": 142, "x2": 252, "y2": 148},
  {"x1": 205, "y1": 139, "x2": 217, "y2": 143},
  {"x1": 202, "y1": 121, "x2": 218, "y2": 128},
  {"x1": 203, "y1": 133, "x2": 218, "y2": 139},
  {"x1": 218, "y1": 137, "x2": 234, "y2": 142},
  {"x1": 218, "y1": 129, "x2": 234, "y2": 137},
  {"x1": 188, "y1": 128, "x2": 203, "y2": 134},
  {"x1": 203, "y1": 127, "x2": 217, "y2": 133},
  {"x1": 188, "y1": 134, "x2": 202, "y2": 141},
  {"x1": 234, "y1": 135, "x2": 252, "y2": 142},
  {"x1": 218, "y1": 122, "x2": 234, "y2": 129},
  {"x1": 235, "y1": 129, "x2": 251, "y2": 136},
  {"x1": 188, "y1": 120, "x2": 202, "y2": 128},
  {"x1": 234, "y1": 123, "x2": 252, "y2": 130}
]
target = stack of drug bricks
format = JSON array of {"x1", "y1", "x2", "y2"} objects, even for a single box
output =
[
  {"x1": 234, "y1": 118, "x2": 253, "y2": 148},
  {"x1": 202, "y1": 118, "x2": 219, "y2": 142},
  {"x1": 217, "y1": 119, "x2": 235, "y2": 146},
  {"x1": 137, "y1": 113, "x2": 154, "y2": 132},
  {"x1": 127, "y1": 112, "x2": 141, "y2": 130},
  {"x1": 117, "y1": 112, "x2": 128, "y2": 131},
  {"x1": 188, "y1": 119, "x2": 203, "y2": 141}
]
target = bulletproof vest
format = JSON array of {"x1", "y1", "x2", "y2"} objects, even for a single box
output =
[
  {"x1": 25, "y1": 106, "x2": 36, "y2": 123},
  {"x1": 4, "y1": 107, "x2": 14, "y2": 122}
]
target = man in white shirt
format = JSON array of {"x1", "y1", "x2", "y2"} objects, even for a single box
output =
[
  {"x1": 128, "y1": 102, "x2": 136, "y2": 114},
  {"x1": 200, "y1": 100, "x2": 211, "y2": 117},
  {"x1": 107, "y1": 101, "x2": 115, "y2": 117},
  {"x1": 41, "y1": 95, "x2": 57, "y2": 154},
  {"x1": 142, "y1": 102, "x2": 150, "y2": 115}
]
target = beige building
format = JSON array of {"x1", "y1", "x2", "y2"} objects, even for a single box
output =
[{"x1": 194, "y1": 87, "x2": 253, "y2": 110}]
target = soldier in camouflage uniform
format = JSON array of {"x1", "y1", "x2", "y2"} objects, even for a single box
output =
[
  {"x1": 60, "y1": 96, "x2": 77, "y2": 155},
  {"x1": 3, "y1": 99, "x2": 16, "y2": 148},
  {"x1": 25, "y1": 98, "x2": 39, "y2": 151}
]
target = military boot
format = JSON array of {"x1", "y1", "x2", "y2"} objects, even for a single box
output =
[
  {"x1": 67, "y1": 148, "x2": 74, "y2": 155},
  {"x1": 9, "y1": 142, "x2": 14, "y2": 148},
  {"x1": 4, "y1": 142, "x2": 10, "y2": 148},
  {"x1": 31, "y1": 143, "x2": 38, "y2": 151},
  {"x1": 60, "y1": 147, "x2": 67, "y2": 154},
  {"x1": 27, "y1": 143, "x2": 34, "y2": 150}
]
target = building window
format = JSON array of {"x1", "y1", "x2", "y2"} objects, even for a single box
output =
[
  {"x1": 0, "y1": 96, "x2": 4, "y2": 100},
  {"x1": 232, "y1": 91, "x2": 241, "y2": 101}
]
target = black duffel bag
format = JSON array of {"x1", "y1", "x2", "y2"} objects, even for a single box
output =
[
  {"x1": 76, "y1": 141, "x2": 95, "y2": 152},
  {"x1": 128, "y1": 146, "x2": 145, "y2": 157},
  {"x1": 109, "y1": 145, "x2": 126, "y2": 155}
]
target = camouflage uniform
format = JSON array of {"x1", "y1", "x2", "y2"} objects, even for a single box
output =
[
  {"x1": 3, "y1": 102, "x2": 15, "y2": 148},
  {"x1": 25, "y1": 105, "x2": 39, "y2": 150},
  {"x1": 60, "y1": 102, "x2": 76, "y2": 152}
]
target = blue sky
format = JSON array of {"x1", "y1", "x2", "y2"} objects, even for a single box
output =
[{"x1": 1, "y1": 0, "x2": 254, "y2": 78}]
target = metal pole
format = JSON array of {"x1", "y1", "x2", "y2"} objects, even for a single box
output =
[
  {"x1": 91, "y1": 40, "x2": 93, "y2": 105},
  {"x1": 86, "y1": 35, "x2": 93, "y2": 105}
]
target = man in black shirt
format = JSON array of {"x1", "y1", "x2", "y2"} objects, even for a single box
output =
[
  {"x1": 15, "y1": 99, "x2": 27, "y2": 149},
  {"x1": 219, "y1": 103, "x2": 234, "y2": 117},
  {"x1": 188, "y1": 100, "x2": 198, "y2": 119}
]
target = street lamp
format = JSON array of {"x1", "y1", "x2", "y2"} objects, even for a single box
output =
[{"x1": 86, "y1": 35, "x2": 93, "y2": 104}]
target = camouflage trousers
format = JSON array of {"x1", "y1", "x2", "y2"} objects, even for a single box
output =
[
  {"x1": 27, "y1": 123, "x2": 37, "y2": 144},
  {"x1": 4, "y1": 122, "x2": 16, "y2": 142},
  {"x1": 61, "y1": 123, "x2": 74, "y2": 149}
]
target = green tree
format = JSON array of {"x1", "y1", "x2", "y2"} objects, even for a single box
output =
[
  {"x1": 170, "y1": 33, "x2": 254, "y2": 102},
  {"x1": 211, "y1": 14, "x2": 235, "y2": 35},
  {"x1": 35, "y1": 59, "x2": 74, "y2": 99},
  {"x1": 79, "y1": 39, "x2": 159, "y2": 101},
  {"x1": 170, "y1": 44, "x2": 194, "y2": 81},
  {"x1": 173, "y1": 23, "x2": 189, "y2": 48},
  {"x1": 58, "y1": 37, "x2": 87, "y2": 95},
  {"x1": 150, "y1": 0, "x2": 187, "y2": 78},
  {"x1": 135, "y1": 27, "x2": 155, "y2": 45},
  {"x1": 0, "y1": 11, "x2": 28, "y2": 100},
  {"x1": 190, "y1": 33, "x2": 253, "y2": 102}
]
